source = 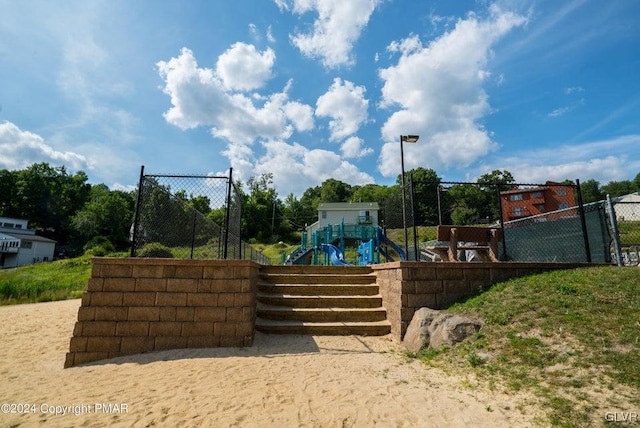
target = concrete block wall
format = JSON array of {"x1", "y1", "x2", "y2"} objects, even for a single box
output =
[
  {"x1": 65, "y1": 258, "x2": 260, "y2": 368},
  {"x1": 372, "y1": 261, "x2": 590, "y2": 340}
]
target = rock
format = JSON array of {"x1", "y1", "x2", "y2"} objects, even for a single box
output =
[
  {"x1": 403, "y1": 308, "x2": 482, "y2": 352},
  {"x1": 429, "y1": 314, "x2": 481, "y2": 349},
  {"x1": 402, "y1": 308, "x2": 440, "y2": 353}
]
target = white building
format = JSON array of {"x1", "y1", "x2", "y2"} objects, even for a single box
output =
[
  {"x1": 305, "y1": 202, "x2": 380, "y2": 237},
  {"x1": 0, "y1": 217, "x2": 56, "y2": 268},
  {"x1": 612, "y1": 193, "x2": 640, "y2": 221}
]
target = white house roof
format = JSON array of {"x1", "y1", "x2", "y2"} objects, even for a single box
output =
[
  {"x1": 612, "y1": 192, "x2": 640, "y2": 203},
  {"x1": 317, "y1": 202, "x2": 379, "y2": 211},
  {"x1": 1, "y1": 232, "x2": 57, "y2": 243}
]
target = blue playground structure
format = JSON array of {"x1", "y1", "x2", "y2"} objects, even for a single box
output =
[
  {"x1": 320, "y1": 243, "x2": 352, "y2": 266},
  {"x1": 284, "y1": 221, "x2": 406, "y2": 266}
]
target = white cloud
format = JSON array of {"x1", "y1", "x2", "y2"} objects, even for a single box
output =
[
  {"x1": 157, "y1": 47, "x2": 308, "y2": 144},
  {"x1": 267, "y1": 26, "x2": 276, "y2": 43},
  {"x1": 0, "y1": 121, "x2": 90, "y2": 171},
  {"x1": 548, "y1": 106, "x2": 572, "y2": 118},
  {"x1": 341, "y1": 136, "x2": 373, "y2": 159},
  {"x1": 565, "y1": 86, "x2": 584, "y2": 94},
  {"x1": 286, "y1": 0, "x2": 382, "y2": 68},
  {"x1": 158, "y1": 47, "x2": 377, "y2": 196},
  {"x1": 478, "y1": 134, "x2": 640, "y2": 184},
  {"x1": 377, "y1": 6, "x2": 528, "y2": 178},
  {"x1": 216, "y1": 42, "x2": 275, "y2": 91},
  {"x1": 284, "y1": 101, "x2": 315, "y2": 132},
  {"x1": 255, "y1": 140, "x2": 374, "y2": 195},
  {"x1": 273, "y1": 0, "x2": 290, "y2": 11},
  {"x1": 316, "y1": 78, "x2": 369, "y2": 141},
  {"x1": 498, "y1": 156, "x2": 630, "y2": 185}
]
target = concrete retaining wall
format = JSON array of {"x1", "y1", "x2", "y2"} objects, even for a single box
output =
[
  {"x1": 65, "y1": 258, "x2": 260, "y2": 368},
  {"x1": 372, "y1": 261, "x2": 591, "y2": 340},
  {"x1": 66, "y1": 258, "x2": 594, "y2": 367}
]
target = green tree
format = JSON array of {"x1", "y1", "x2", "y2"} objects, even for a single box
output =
[
  {"x1": 477, "y1": 169, "x2": 516, "y2": 187},
  {"x1": 319, "y1": 178, "x2": 352, "y2": 202},
  {"x1": 476, "y1": 169, "x2": 517, "y2": 222},
  {"x1": 0, "y1": 169, "x2": 18, "y2": 216},
  {"x1": 298, "y1": 185, "x2": 322, "y2": 226},
  {"x1": 282, "y1": 193, "x2": 311, "y2": 232},
  {"x1": 398, "y1": 167, "x2": 441, "y2": 225},
  {"x1": 189, "y1": 195, "x2": 211, "y2": 215},
  {"x1": 71, "y1": 184, "x2": 135, "y2": 250},
  {"x1": 136, "y1": 179, "x2": 194, "y2": 248},
  {"x1": 351, "y1": 184, "x2": 395, "y2": 206},
  {"x1": 601, "y1": 180, "x2": 634, "y2": 198},
  {"x1": 579, "y1": 179, "x2": 603, "y2": 203},
  {"x1": 241, "y1": 173, "x2": 290, "y2": 242},
  {"x1": 447, "y1": 184, "x2": 486, "y2": 225},
  {"x1": 9, "y1": 163, "x2": 91, "y2": 244}
]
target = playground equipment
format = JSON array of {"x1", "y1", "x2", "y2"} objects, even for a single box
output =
[
  {"x1": 284, "y1": 222, "x2": 406, "y2": 266},
  {"x1": 320, "y1": 243, "x2": 352, "y2": 266}
]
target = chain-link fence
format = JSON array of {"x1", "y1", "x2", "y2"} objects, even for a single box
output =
[
  {"x1": 130, "y1": 166, "x2": 269, "y2": 264},
  {"x1": 380, "y1": 184, "x2": 415, "y2": 261},
  {"x1": 381, "y1": 178, "x2": 612, "y2": 263},
  {"x1": 607, "y1": 195, "x2": 640, "y2": 266}
]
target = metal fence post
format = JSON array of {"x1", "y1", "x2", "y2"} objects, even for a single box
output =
[
  {"x1": 496, "y1": 184, "x2": 507, "y2": 261},
  {"x1": 606, "y1": 194, "x2": 623, "y2": 266},
  {"x1": 575, "y1": 179, "x2": 592, "y2": 263},
  {"x1": 190, "y1": 210, "x2": 197, "y2": 260},
  {"x1": 410, "y1": 174, "x2": 418, "y2": 261},
  {"x1": 130, "y1": 165, "x2": 145, "y2": 257},
  {"x1": 223, "y1": 168, "x2": 233, "y2": 259}
]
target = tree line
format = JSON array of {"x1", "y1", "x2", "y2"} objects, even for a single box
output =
[{"x1": 1, "y1": 163, "x2": 638, "y2": 256}]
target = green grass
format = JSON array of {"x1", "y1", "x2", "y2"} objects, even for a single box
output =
[
  {"x1": 249, "y1": 242, "x2": 299, "y2": 264},
  {"x1": 408, "y1": 266, "x2": 640, "y2": 427},
  {"x1": 617, "y1": 220, "x2": 640, "y2": 245},
  {"x1": 0, "y1": 255, "x2": 94, "y2": 304}
]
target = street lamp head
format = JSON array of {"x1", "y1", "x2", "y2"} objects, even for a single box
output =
[{"x1": 401, "y1": 135, "x2": 419, "y2": 143}]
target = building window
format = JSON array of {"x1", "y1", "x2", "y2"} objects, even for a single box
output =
[
  {"x1": 532, "y1": 192, "x2": 543, "y2": 199},
  {"x1": 21, "y1": 241, "x2": 32, "y2": 249},
  {"x1": 557, "y1": 189, "x2": 567, "y2": 196},
  {"x1": 558, "y1": 202, "x2": 569, "y2": 209},
  {"x1": 321, "y1": 210, "x2": 327, "y2": 219},
  {"x1": 536, "y1": 204, "x2": 545, "y2": 212},
  {"x1": 358, "y1": 210, "x2": 372, "y2": 224},
  {"x1": 509, "y1": 194, "x2": 523, "y2": 201},
  {"x1": 513, "y1": 207, "x2": 525, "y2": 216}
]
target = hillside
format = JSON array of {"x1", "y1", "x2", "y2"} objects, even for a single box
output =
[{"x1": 413, "y1": 266, "x2": 640, "y2": 426}]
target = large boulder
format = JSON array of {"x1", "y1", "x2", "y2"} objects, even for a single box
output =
[
  {"x1": 402, "y1": 308, "x2": 440, "y2": 353},
  {"x1": 428, "y1": 314, "x2": 482, "y2": 349},
  {"x1": 403, "y1": 308, "x2": 481, "y2": 352}
]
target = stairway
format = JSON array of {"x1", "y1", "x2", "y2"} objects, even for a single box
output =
[{"x1": 255, "y1": 265, "x2": 391, "y2": 336}]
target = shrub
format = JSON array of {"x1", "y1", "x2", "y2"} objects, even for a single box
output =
[
  {"x1": 138, "y1": 243, "x2": 174, "y2": 258},
  {"x1": 83, "y1": 236, "x2": 116, "y2": 256}
]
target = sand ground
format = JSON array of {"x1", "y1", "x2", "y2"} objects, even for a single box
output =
[{"x1": 0, "y1": 299, "x2": 540, "y2": 427}]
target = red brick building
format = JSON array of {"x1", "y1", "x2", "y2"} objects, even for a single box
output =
[{"x1": 500, "y1": 181, "x2": 576, "y2": 222}]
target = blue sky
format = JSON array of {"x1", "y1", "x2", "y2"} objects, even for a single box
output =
[{"x1": 1, "y1": 0, "x2": 639, "y2": 197}]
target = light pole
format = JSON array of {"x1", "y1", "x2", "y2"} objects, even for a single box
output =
[{"x1": 400, "y1": 134, "x2": 419, "y2": 260}]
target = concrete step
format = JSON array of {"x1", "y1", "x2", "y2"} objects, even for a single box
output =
[
  {"x1": 254, "y1": 319, "x2": 392, "y2": 336},
  {"x1": 260, "y1": 265, "x2": 373, "y2": 275},
  {"x1": 257, "y1": 283, "x2": 380, "y2": 296},
  {"x1": 260, "y1": 273, "x2": 376, "y2": 285},
  {"x1": 257, "y1": 303, "x2": 388, "y2": 322},
  {"x1": 257, "y1": 293, "x2": 383, "y2": 308},
  {"x1": 256, "y1": 265, "x2": 389, "y2": 336}
]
